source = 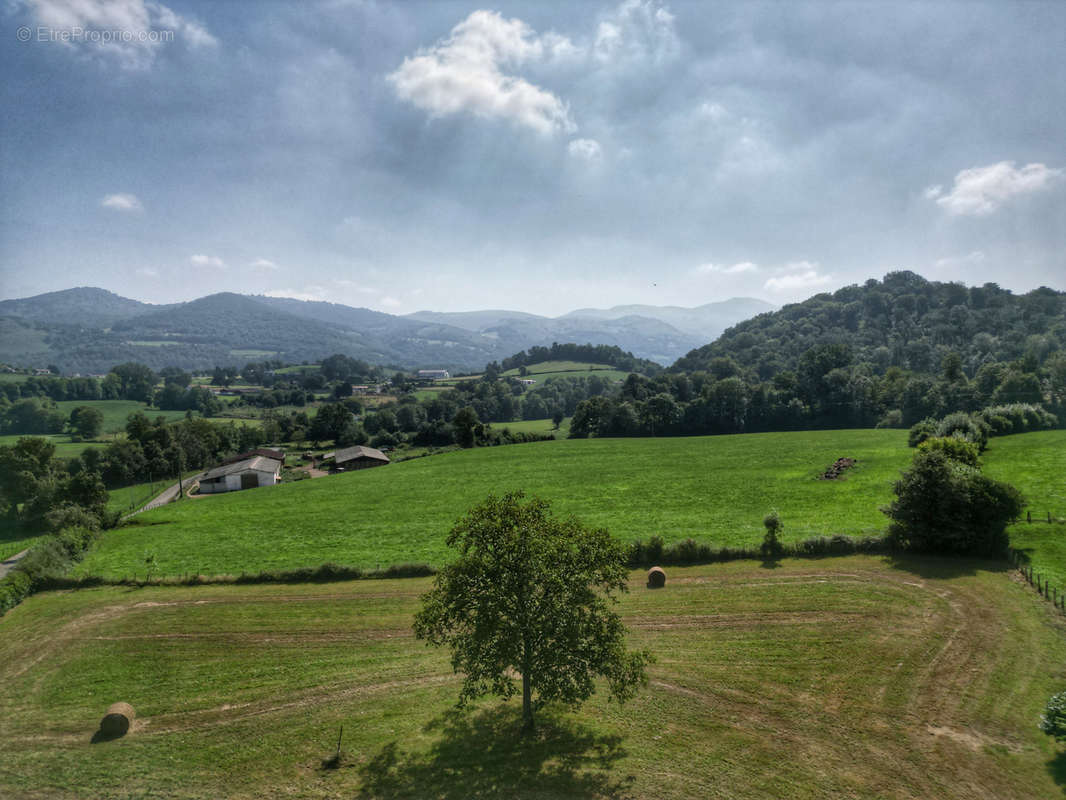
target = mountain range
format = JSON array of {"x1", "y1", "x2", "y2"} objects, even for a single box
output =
[{"x1": 0, "y1": 287, "x2": 774, "y2": 374}]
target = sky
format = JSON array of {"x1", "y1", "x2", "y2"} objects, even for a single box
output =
[{"x1": 1, "y1": 0, "x2": 1064, "y2": 316}]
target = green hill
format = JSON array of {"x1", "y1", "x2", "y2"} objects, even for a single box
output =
[{"x1": 672, "y1": 270, "x2": 1065, "y2": 378}]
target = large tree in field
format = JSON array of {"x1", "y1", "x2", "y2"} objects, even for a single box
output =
[{"x1": 414, "y1": 492, "x2": 650, "y2": 733}]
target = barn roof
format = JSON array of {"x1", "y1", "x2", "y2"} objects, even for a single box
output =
[
  {"x1": 331, "y1": 445, "x2": 390, "y2": 464},
  {"x1": 202, "y1": 456, "x2": 281, "y2": 481}
]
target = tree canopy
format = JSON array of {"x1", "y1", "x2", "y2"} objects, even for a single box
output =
[{"x1": 414, "y1": 492, "x2": 651, "y2": 732}]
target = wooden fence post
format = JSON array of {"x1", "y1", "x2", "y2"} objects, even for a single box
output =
[{"x1": 1028, "y1": 511, "x2": 1032, "y2": 523}]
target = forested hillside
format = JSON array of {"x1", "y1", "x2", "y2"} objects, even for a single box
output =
[
  {"x1": 674, "y1": 271, "x2": 1064, "y2": 378},
  {"x1": 567, "y1": 272, "x2": 1066, "y2": 437}
]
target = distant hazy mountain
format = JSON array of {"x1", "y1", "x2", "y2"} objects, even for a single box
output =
[
  {"x1": 0, "y1": 288, "x2": 774, "y2": 373},
  {"x1": 560, "y1": 298, "x2": 776, "y2": 338},
  {"x1": 0, "y1": 287, "x2": 162, "y2": 328}
]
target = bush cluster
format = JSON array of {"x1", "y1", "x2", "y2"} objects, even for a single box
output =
[
  {"x1": 908, "y1": 403, "x2": 1057, "y2": 451},
  {"x1": 0, "y1": 526, "x2": 101, "y2": 615},
  {"x1": 627, "y1": 533, "x2": 888, "y2": 568}
]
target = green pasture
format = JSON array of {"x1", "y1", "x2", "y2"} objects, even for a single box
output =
[
  {"x1": 492, "y1": 416, "x2": 571, "y2": 437},
  {"x1": 0, "y1": 372, "x2": 31, "y2": 383},
  {"x1": 503, "y1": 360, "x2": 631, "y2": 384},
  {"x1": 0, "y1": 433, "x2": 108, "y2": 460},
  {"x1": 54, "y1": 400, "x2": 188, "y2": 433},
  {"x1": 78, "y1": 429, "x2": 911, "y2": 578},
  {"x1": 0, "y1": 520, "x2": 45, "y2": 561},
  {"x1": 983, "y1": 429, "x2": 1066, "y2": 586},
  {"x1": 3, "y1": 556, "x2": 1064, "y2": 799}
]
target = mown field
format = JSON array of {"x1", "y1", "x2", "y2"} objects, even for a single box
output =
[
  {"x1": 2, "y1": 556, "x2": 1064, "y2": 799},
  {"x1": 491, "y1": 416, "x2": 571, "y2": 437},
  {"x1": 78, "y1": 429, "x2": 911, "y2": 578}
]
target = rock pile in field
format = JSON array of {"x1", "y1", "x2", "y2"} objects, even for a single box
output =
[{"x1": 820, "y1": 457, "x2": 856, "y2": 480}]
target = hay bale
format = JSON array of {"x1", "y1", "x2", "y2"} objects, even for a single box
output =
[
  {"x1": 647, "y1": 566, "x2": 666, "y2": 589},
  {"x1": 99, "y1": 702, "x2": 135, "y2": 737}
]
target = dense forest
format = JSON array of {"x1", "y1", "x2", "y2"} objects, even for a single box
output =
[{"x1": 567, "y1": 272, "x2": 1065, "y2": 438}]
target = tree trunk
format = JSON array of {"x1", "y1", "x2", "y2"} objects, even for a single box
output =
[{"x1": 522, "y1": 642, "x2": 534, "y2": 733}]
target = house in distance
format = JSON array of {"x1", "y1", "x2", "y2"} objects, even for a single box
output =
[
  {"x1": 198, "y1": 456, "x2": 282, "y2": 494},
  {"x1": 417, "y1": 369, "x2": 450, "y2": 380},
  {"x1": 321, "y1": 445, "x2": 390, "y2": 472}
]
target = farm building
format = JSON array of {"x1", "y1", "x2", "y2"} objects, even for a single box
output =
[
  {"x1": 221, "y1": 447, "x2": 285, "y2": 465},
  {"x1": 322, "y1": 445, "x2": 390, "y2": 471},
  {"x1": 198, "y1": 456, "x2": 281, "y2": 494},
  {"x1": 417, "y1": 369, "x2": 450, "y2": 380}
]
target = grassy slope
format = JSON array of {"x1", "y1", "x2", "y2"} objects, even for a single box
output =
[
  {"x1": 53, "y1": 399, "x2": 188, "y2": 433},
  {"x1": 3, "y1": 557, "x2": 1064, "y2": 799},
  {"x1": 503, "y1": 360, "x2": 631, "y2": 383},
  {"x1": 78, "y1": 429, "x2": 909, "y2": 578},
  {"x1": 983, "y1": 429, "x2": 1066, "y2": 586},
  {"x1": 491, "y1": 417, "x2": 572, "y2": 437}
]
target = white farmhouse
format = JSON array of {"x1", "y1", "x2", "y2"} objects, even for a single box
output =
[{"x1": 198, "y1": 456, "x2": 281, "y2": 494}]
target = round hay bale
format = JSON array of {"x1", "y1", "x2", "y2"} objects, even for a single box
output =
[
  {"x1": 647, "y1": 566, "x2": 666, "y2": 589},
  {"x1": 99, "y1": 702, "x2": 135, "y2": 737}
]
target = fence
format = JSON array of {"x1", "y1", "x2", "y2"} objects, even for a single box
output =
[{"x1": 1009, "y1": 510, "x2": 1066, "y2": 613}]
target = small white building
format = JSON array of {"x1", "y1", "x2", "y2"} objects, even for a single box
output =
[
  {"x1": 417, "y1": 369, "x2": 450, "y2": 380},
  {"x1": 198, "y1": 456, "x2": 281, "y2": 494}
]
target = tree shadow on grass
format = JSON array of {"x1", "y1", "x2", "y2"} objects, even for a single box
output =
[
  {"x1": 1047, "y1": 750, "x2": 1066, "y2": 794},
  {"x1": 884, "y1": 552, "x2": 1010, "y2": 580},
  {"x1": 356, "y1": 705, "x2": 633, "y2": 800}
]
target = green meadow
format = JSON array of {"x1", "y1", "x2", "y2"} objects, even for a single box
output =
[
  {"x1": 53, "y1": 399, "x2": 189, "y2": 433},
  {"x1": 983, "y1": 430, "x2": 1066, "y2": 586},
  {"x1": 78, "y1": 429, "x2": 911, "y2": 578},
  {"x1": 2, "y1": 557, "x2": 1063, "y2": 799},
  {"x1": 502, "y1": 360, "x2": 631, "y2": 383}
]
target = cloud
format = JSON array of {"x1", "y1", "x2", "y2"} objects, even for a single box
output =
[
  {"x1": 694, "y1": 261, "x2": 758, "y2": 275},
  {"x1": 263, "y1": 286, "x2": 328, "y2": 303},
  {"x1": 763, "y1": 263, "x2": 832, "y2": 292},
  {"x1": 249, "y1": 258, "x2": 279, "y2": 271},
  {"x1": 593, "y1": 0, "x2": 680, "y2": 64},
  {"x1": 100, "y1": 193, "x2": 142, "y2": 211},
  {"x1": 934, "y1": 250, "x2": 986, "y2": 269},
  {"x1": 379, "y1": 296, "x2": 402, "y2": 308},
  {"x1": 27, "y1": 0, "x2": 216, "y2": 70},
  {"x1": 567, "y1": 138, "x2": 602, "y2": 160},
  {"x1": 190, "y1": 254, "x2": 225, "y2": 268},
  {"x1": 923, "y1": 185, "x2": 943, "y2": 200},
  {"x1": 135, "y1": 266, "x2": 158, "y2": 277},
  {"x1": 387, "y1": 10, "x2": 576, "y2": 135},
  {"x1": 931, "y1": 161, "x2": 1063, "y2": 216}
]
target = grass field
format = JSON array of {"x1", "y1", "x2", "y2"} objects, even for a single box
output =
[
  {"x1": 491, "y1": 417, "x2": 571, "y2": 437},
  {"x1": 502, "y1": 360, "x2": 631, "y2": 384},
  {"x1": 983, "y1": 430, "x2": 1066, "y2": 587},
  {"x1": 77, "y1": 429, "x2": 911, "y2": 578},
  {"x1": 53, "y1": 400, "x2": 189, "y2": 433},
  {"x1": 0, "y1": 433, "x2": 109, "y2": 460},
  {"x1": 0, "y1": 521, "x2": 45, "y2": 561},
  {"x1": 3, "y1": 556, "x2": 1065, "y2": 799}
]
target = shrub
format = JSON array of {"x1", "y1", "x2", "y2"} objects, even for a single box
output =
[
  {"x1": 917, "y1": 436, "x2": 980, "y2": 467},
  {"x1": 935, "y1": 411, "x2": 989, "y2": 451},
  {"x1": 875, "y1": 409, "x2": 904, "y2": 429},
  {"x1": 1040, "y1": 691, "x2": 1066, "y2": 741},
  {"x1": 884, "y1": 450, "x2": 1024, "y2": 556},
  {"x1": 908, "y1": 418, "x2": 937, "y2": 447},
  {"x1": 761, "y1": 511, "x2": 785, "y2": 559}
]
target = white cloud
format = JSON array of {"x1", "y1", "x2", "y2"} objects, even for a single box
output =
[
  {"x1": 593, "y1": 0, "x2": 680, "y2": 64},
  {"x1": 249, "y1": 258, "x2": 279, "y2": 271},
  {"x1": 923, "y1": 185, "x2": 943, "y2": 200},
  {"x1": 190, "y1": 254, "x2": 225, "y2": 269},
  {"x1": 100, "y1": 193, "x2": 142, "y2": 212},
  {"x1": 693, "y1": 261, "x2": 758, "y2": 275},
  {"x1": 764, "y1": 263, "x2": 832, "y2": 292},
  {"x1": 135, "y1": 266, "x2": 158, "y2": 277},
  {"x1": 387, "y1": 10, "x2": 575, "y2": 135},
  {"x1": 379, "y1": 296, "x2": 402, "y2": 309},
  {"x1": 932, "y1": 161, "x2": 1063, "y2": 216},
  {"x1": 27, "y1": 0, "x2": 216, "y2": 70},
  {"x1": 567, "y1": 138, "x2": 602, "y2": 160},
  {"x1": 934, "y1": 250, "x2": 986, "y2": 270},
  {"x1": 263, "y1": 287, "x2": 328, "y2": 303}
]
